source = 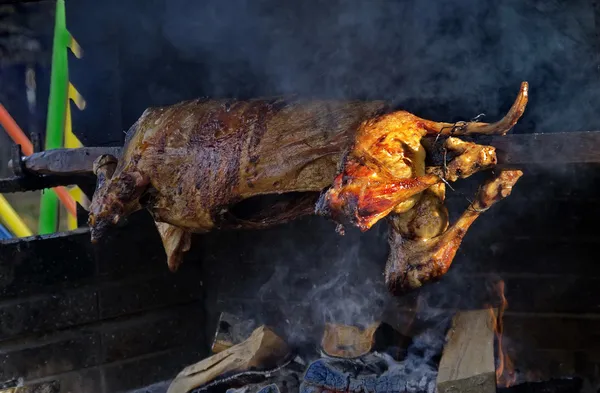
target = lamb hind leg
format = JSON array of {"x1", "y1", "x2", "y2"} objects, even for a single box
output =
[
  {"x1": 385, "y1": 170, "x2": 523, "y2": 295},
  {"x1": 419, "y1": 81, "x2": 529, "y2": 136}
]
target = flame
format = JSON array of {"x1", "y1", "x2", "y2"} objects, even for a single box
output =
[{"x1": 488, "y1": 280, "x2": 516, "y2": 388}]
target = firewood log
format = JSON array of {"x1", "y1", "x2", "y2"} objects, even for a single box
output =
[
  {"x1": 211, "y1": 312, "x2": 256, "y2": 354},
  {"x1": 168, "y1": 326, "x2": 289, "y2": 393},
  {"x1": 436, "y1": 309, "x2": 497, "y2": 393},
  {"x1": 321, "y1": 322, "x2": 411, "y2": 359}
]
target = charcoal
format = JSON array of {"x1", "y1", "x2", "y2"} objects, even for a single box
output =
[{"x1": 300, "y1": 353, "x2": 435, "y2": 393}]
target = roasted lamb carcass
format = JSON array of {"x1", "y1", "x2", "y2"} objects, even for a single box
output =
[
  {"x1": 89, "y1": 98, "x2": 388, "y2": 270},
  {"x1": 89, "y1": 83, "x2": 528, "y2": 293},
  {"x1": 316, "y1": 82, "x2": 528, "y2": 293}
]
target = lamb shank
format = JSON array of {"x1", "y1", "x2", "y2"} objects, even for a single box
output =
[
  {"x1": 315, "y1": 82, "x2": 528, "y2": 293},
  {"x1": 88, "y1": 83, "x2": 529, "y2": 294}
]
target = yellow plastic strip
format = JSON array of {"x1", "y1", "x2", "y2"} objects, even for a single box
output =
[
  {"x1": 0, "y1": 194, "x2": 33, "y2": 237},
  {"x1": 68, "y1": 33, "x2": 83, "y2": 59},
  {"x1": 65, "y1": 101, "x2": 86, "y2": 230},
  {"x1": 68, "y1": 83, "x2": 86, "y2": 111},
  {"x1": 69, "y1": 186, "x2": 89, "y2": 208},
  {"x1": 64, "y1": 100, "x2": 82, "y2": 148}
]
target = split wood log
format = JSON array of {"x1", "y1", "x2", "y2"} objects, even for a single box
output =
[
  {"x1": 321, "y1": 321, "x2": 411, "y2": 359},
  {"x1": 436, "y1": 309, "x2": 497, "y2": 393},
  {"x1": 167, "y1": 326, "x2": 290, "y2": 393},
  {"x1": 211, "y1": 312, "x2": 256, "y2": 354}
]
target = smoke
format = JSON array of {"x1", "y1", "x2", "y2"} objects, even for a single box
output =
[
  {"x1": 154, "y1": 0, "x2": 600, "y2": 346},
  {"x1": 241, "y1": 221, "x2": 390, "y2": 348},
  {"x1": 154, "y1": 0, "x2": 600, "y2": 134},
  {"x1": 60, "y1": 0, "x2": 600, "y2": 385}
]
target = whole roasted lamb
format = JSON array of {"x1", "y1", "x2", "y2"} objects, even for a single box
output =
[{"x1": 89, "y1": 83, "x2": 528, "y2": 295}]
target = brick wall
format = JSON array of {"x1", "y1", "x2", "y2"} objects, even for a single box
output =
[
  {"x1": 3, "y1": 164, "x2": 600, "y2": 392},
  {"x1": 197, "y1": 163, "x2": 600, "y2": 388},
  {"x1": 0, "y1": 213, "x2": 207, "y2": 393}
]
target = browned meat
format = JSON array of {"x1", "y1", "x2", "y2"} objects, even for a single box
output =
[
  {"x1": 385, "y1": 170, "x2": 523, "y2": 294},
  {"x1": 88, "y1": 98, "x2": 387, "y2": 269},
  {"x1": 314, "y1": 82, "x2": 528, "y2": 230},
  {"x1": 89, "y1": 83, "x2": 528, "y2": 293},
  {"x1": 313, "y1": 82, "x2": 527, "y2": 294}
]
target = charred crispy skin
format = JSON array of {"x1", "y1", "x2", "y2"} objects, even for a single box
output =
[
  {"x1": 88, "y1": 98, "x2": 386, "y2": 269},
  {"x1": 314, "y1": 82, "x2": 527, "y2": 294},
  {"x1": 315, "y1": 82, "x2": 528, "y2": 230}
]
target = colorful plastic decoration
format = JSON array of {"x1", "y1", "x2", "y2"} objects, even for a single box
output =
[
  {"x1": 39, "y1": 0, "x2": 84, "y2": 234},
  {"x1": 0, "y1": 195, "x2": 33, "y2": 238}
]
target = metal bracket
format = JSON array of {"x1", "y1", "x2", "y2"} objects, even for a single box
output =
[
  {"x1": 10, "y1": 144, "x2": 26, "y2": 177},
  {"x1": 30, "y1": 132, "x2": 42, "y2": 153}
]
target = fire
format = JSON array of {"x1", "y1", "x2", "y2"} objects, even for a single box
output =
[{"x1": 488, "y1": 280, "x2": 516, "y2": 388}]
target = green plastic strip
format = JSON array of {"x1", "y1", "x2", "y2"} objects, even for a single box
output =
[{"x1": 39, "y1": 0, "x2": 69, "y2": 234}]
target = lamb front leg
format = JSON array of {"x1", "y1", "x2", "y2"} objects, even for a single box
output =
[
  {"x1": 385, "y1": 170, "x2": 523, "y2": 295},
  {"x1": 89, "y1": 155, "x2": 150, "y2": 242},
  {"x1": 429, "y1": 137, "x2": 498, "y2": 182},
  {"x1": 155, "y1": 222, "x2": 192, "y2": 272}
]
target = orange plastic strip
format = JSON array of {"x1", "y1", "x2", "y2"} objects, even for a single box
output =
[
  {"x1": 0, "y1": 103, "x2": 77, "y2": 218},
  {"x1": 54, "y1": 187, "x2": 77, "y2": 217},
  {"x1": 0, "y1": 104, "x2": 33, "y2": 156}
]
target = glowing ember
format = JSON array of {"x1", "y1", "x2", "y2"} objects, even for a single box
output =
[{"x1": 488, "y1": 280, "x2": 517, "y2": 388}]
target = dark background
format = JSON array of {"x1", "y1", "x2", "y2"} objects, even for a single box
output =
[
  {"x1": 69, "y1": 0, "x2": 600, "y2": 146},
  {"x1": 2, "y1": 0, "x2": 600, "y2": 392}
]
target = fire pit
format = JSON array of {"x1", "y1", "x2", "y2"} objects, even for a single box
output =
[
  {"x1": 2, "y1": 1, "x2": 600, "y2": 393},
  {"x1": 164, "y1": 292, "x2": 573, "y2": 393}
]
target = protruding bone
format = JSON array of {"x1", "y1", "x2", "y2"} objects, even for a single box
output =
[{"x1": 420, "y1": 81, "x2": 529, "y2": 136}]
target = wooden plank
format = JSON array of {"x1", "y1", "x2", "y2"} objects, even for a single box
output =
[{"x1": 436, "y1": 309, "x2": 497, "y2": 393}]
